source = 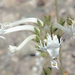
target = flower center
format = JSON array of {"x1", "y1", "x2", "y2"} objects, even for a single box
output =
[
  {"x1": 52, "y1": 63, "x2": 56, "y2": 66},
  {"x1": 53, "y1": 57, "x2": 57, "y2": 60}
]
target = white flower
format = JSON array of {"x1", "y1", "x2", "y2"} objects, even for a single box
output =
[
  {"x1": 37, "y1": 40, "x2": 47, "y2": 52},
  {"x1": 37, "y1": 33, "x2": 62, "y2": 69},
  {"x1": 38, "y1": 34, "x2": 62, "y2": 59},
  {"x1": 9, "y1": 17, "x2": 43, "y2": 27},
  {"x1": 0, "y1": 17, "x2": 43, "y2": 34},
  {"x1": 53, "y1": 20, "x2": 75, "y2": 39},
  {"x1": 53, "y1": 23, "x2": 73, "y2": 36},
  {"x1": 4, "y1": 25, "x2": 40, "y2": 34},
  {"x1": 0, "y1": 22, "x2": 11, "y2": 34},
  {"x1": 51, "y1": 60, "x2": 58, "y2": 69},
  {"x1": 8, "y1": 35, "x2": 36, "y2": 54},
  {"x1": 47, "y1": 34, "x2": 62, "y2": 60},
  {"x1": 8, "y1": 45, "x2": 18, "y2": 54}
]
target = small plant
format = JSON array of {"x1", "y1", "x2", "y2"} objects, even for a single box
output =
[{"x1": 0, "y1": 0, "x2": 75, "y2": 75}]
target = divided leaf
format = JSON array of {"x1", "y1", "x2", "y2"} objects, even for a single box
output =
[
  {"x1": 41, "y1": 52, "x2": 47, "y2": 57},
  {"x1": 35, "y1": 36, "x2": 40, "y2": 42},
  {"x1": 43, "y1": 67, "x2": 52, "y2": 75},
  {"x1": 43, "y1": 15, "x2": 51, "y2": 26},
  {"x1": 37, "y1": 20, "x2": 42, "y2": 27},
  {"x1": 59, "y1": 18, "x2": 65, "y2": 26},
  {"x1": 67, "y1": 17, "x2": 74, "y2": 25}
]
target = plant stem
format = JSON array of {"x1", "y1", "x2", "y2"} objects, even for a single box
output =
[
  {"x1": 55, "y1": 0, "x2": 59, "y2": 23},
  {"x1": 55, "y1": 0, "x2": 63, "y2": 74},
  {"x1": 59, "y1": 48, "x2": 63, "y2": 75}
]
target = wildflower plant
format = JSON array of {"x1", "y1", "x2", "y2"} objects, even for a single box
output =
[{"x1": 0, "y1": 0, "x2": 75, "y2": 75}]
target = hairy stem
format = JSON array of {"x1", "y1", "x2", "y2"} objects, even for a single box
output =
[{"x1": 55, "y1": 0, "x2": 63, "y2": 74}]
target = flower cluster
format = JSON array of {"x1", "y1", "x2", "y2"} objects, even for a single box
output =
[
  {"x1": 0, "y1": 17, "x2": 74, "y2": 70},
  {"x1": 0, "y1": 18, "x2": 43, "y2": 54}
]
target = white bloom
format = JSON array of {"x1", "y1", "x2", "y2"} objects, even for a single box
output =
[
  {"x1": 8, "y1": 45, "x2": 18, "y2": 54},
  {"x1": 9, "y1": 18, "x2": 43, "y2": 27},
  {"x1": 37, "y1": 33, "x2": 62, "y2": 69},
  {"x1": 0, "y1": 22, "x2": 11, "y2": 34},
  {"x1": 8, "y1": 35, "x2": 36, "y2": 54},
  {"x1": 38, "y1": 34, "x2": 62, "y2": 59},
  {"x1": 17, "y1": 35, "x2": 36, "y2": 50},
  {"x1": 53, "y1": 20, "x2": 75, "y2": 39},
  {"x1": 51, "y1": 60, "x2": 58, "y2": 69},
  {"x1": 47, "y1": 34, "x2": 62, "y2": 59},
  {"x1": 53, "y1": 23, "x2": 73, "y2": 36},
  {"x1": 0, "y1": 17, "x2": 43, "y2": 34},
  {"x1": 37, "y1": 40, "x2": 47, "y2": 52},
  {"x1": 4, "y1": 25, "x2": 39, "y2": 34}
]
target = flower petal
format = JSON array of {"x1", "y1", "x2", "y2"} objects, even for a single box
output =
[
  {"x1": 47, "y1": 33, "x2": 53, "y2": 46},
  {"x1": 9, "y1": 18, "x2": 43, "y2": 27},
  {"x1": 4, "y1": 25, "x2": 39, "y2": 34},
  {"x1": 8, "y1": 45, "x2": 18, "y2": 54},
  {"x1": 53, "y1": 23, "x2": 73, "y2": 36},
  {"x1": 47, "y1": 48, "x2": 60, "y2": 58},
  {"x1": 53, "y1": 34, "x2": 59, "y2": 44},
  {"x1": 37, "y1": 40, "x2": 47, "y2": 52},
  {"x1": 0, "y1": 36, "x2": 6, "y2": 41},
  {"x1": 51, "y1": 60, "x2": 58, "y2": 69},
  {"x1": 17, "y1": 35, "x2": 36, "y2": 50}
]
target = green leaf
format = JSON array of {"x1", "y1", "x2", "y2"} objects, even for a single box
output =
[
  {"x1": 67, "y1": 17, "x2": 74, "y2": 25},
  {"x1": 43, "y1": 67, "x2": 52, "y2": 75},
  {"x1": 41, "y1": 52, "x2": 47, "y2": 57},
  {"x1": 44, "y1": 16, "x2": 48, "y2": 20},
  {"x1": 50, "y1": 23, "x2": 54, "y2": 35},
  {"x1": 48, "y1": 15, "x2": 51, "y2": 22},
  {"x1": 47, "y1": 15, "x2": 51, "y2": 25},
  {"x1": 50, "y1": 24, "x2": 53, "y2": 32},
  {"x1": 35, "y1": 45, "x2": 39, "y2": 48},
  {"x1": 34, "y1": 27, "x2": 40, "y2": 36},
  {"x1": 59, "y1": 18, "x2": 65, "y2": 26},
  {"x1": 44, "y1": 31, "x2": 47, "y2": 39},
  {"x1": 34, "y1": 27, "x2": 39, "y2": 33},
  {"x1": 35, "y1": 36, "x2": 40, "y2": 42},
  {"x1": 50, "y1": 22, "x2": 58, "y2": 35},
  {"x1": 43, "y1": 15, "x2": 51, "y2": 26},
  {"x1": 43, "y1": 20, "x2": 46, "y2": 27},
  {"x1": 37, "y1": 20, "x2": 42, "y2": 26},
  {"x1": 34, "y1": 23, "x2": 39, "y2": 26}
]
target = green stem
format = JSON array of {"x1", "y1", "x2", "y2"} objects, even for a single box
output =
[
  {"x1": 59, "y1": 48, "x2": 63, "y2": 75},
  {"x1": 55, "y1": 0, "x2": 59, "y2": 23},
  {"x1": 55, "y1": 0, "x2": 63, "y2": 74}
]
